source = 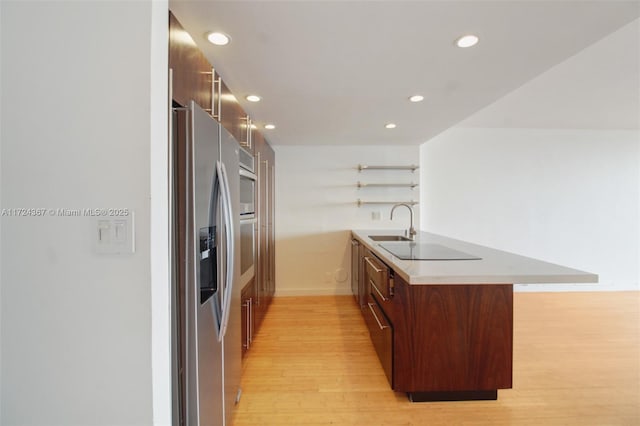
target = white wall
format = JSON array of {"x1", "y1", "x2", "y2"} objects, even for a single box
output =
[
  {"x1": 418, "y1": 18, "x2": 639, "y2": 292},
  {"x1": 275, "y1": 145, "x2": 419, "y2": 296},
  {"x1": 149, "y1": 1, "x2": 171, "y2": 425},
  {"x1": 420, "y1": 128, "x2": 639, "y2": 291},
  {"x1": 1, "y1": 1, "x2": 163, "y2": 424}
]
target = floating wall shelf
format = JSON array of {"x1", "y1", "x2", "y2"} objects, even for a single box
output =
[
  {"x1": 358, "y1": 164, "x2": 419, "y2": 172},
  {"x1": 357, "y1": 182, "x2": 418, "y2": 189},
  {"x1": 357, "y1": 199, "x2": 419, "y2": 207}
]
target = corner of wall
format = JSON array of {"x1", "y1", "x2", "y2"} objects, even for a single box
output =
[{"x1": 150, "y1": 1, "x2": 171, "y2": 425}]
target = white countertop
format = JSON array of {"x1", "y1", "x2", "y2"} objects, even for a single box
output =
[{"x1": 352, "y1": 230, "x2": 598, "y2": 285}]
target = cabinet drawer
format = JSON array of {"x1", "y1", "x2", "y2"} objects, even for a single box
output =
[
  {"x1": 364, "y1": 251, "x2": 391, "y2": 301},
  {"x1": 364, "y1": 293, "x2": 393, "y2": 386}
]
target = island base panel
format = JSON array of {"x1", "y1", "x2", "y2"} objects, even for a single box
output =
[{"x1": 408, "y1": 390, "x2": 498, "y2": 402}]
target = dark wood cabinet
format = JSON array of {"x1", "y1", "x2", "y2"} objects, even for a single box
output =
[
  {"x1": 362, "y1": 249, "x2": 394, "y2": 386},
  {"x1": 363, "y1": 292, "x2": 393, "y2": 385},
  {"x1": 350, "y1": 239, "x2": 363, "y2": 307},
  {"x1": 248, "y1": 125, "x2": 263, "y2": 159},
  {"x1": 169, "y1": 12, "x2": 213, "y2": 110},
  {"x1": 265, "y1": 144, "x2": 275, "y2": 304},
  {"x1": 241, "y1": 279, "x2": 255, "y2": 357},
  {"x1": 393, "y1": 277, "x2": 512, "y2": 398},
  {"x1": 239, "y1": 132, "x2": 275, "y2": 356},
  {"x1": 364, "y1": 250, "x2": 393, "y2": 308},
  {"x1": 170, "y1": 12, "x2": 252, "y2": 154},
  {"x1": 217, "y1": 78, "x2": 252, "y2": 153},
  {"x1": 355, "y1": 239, "x2": 513, "y2": 401},
  {"x1": 253, "y1": 135, "x2": 275, "y2": 332}
]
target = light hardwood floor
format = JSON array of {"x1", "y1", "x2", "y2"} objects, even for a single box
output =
[{"x1": 233, "y1": 292, "x2": 640, "y2": 425}]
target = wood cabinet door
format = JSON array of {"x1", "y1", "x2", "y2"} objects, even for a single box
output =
[
  {"x1": 169, "y1": 12, "x2": 212, "y2": 110},
  {"x1": 350, "y1": 239, "x2": 360, "y2": 304},
  {"x1": 250, "y1": 128, "x2": 265, "y2": 162},
  {"x1": 267, "y1": 146, "x2": 275, "y2": 299},
  {"x1": 393, "y1": 278, "x2": 513, "y2": 392},
  {"x1": 252, "y1": 135, "x2": 275, "y2": 332},
  {"x1": 241, "y1": 279, "x2": 255, "y2": 357},
  {"x1": 363, "y1": 293, "x2": 393, "y2": 386},
  {"x1": 253, "y1": 146, "x2": 267, "y2": 331},
  {"x1": 218, "y1": 78, "x2": 250, "y2": 149}
]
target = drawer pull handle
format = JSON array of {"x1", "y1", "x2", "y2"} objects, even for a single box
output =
[
  {"x1": 370, "y1": 279, "x2": 388, "y2": 301},
  {"x1": 364, "y1": 256, "x2": 383, "y2": 273},
  {"x1": 368, "y1": 302, "x2": 389, "y2": 330}
]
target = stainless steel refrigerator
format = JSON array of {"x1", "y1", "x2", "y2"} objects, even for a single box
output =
[{"x1": 171, "y1": 101, "x2": 242, "y2": 426}]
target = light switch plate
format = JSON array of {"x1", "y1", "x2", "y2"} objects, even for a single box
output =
[{"x1": 94, "y1": 212, "x2": 135, "y2": 254}]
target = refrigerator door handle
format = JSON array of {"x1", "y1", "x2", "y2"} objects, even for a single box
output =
[{"x1": 217, "y1": 160, "x2": 235, "y2": 342}]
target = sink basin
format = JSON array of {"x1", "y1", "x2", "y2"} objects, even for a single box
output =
[{"x1": 368, "y1": 235, "x2": 412, "y2": 242}]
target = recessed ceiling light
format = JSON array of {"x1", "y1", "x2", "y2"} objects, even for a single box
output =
[
  {"x1": 455, "y1": 34, "x2": 479, "y2": 48},
  {"x1": 250, "y1": 124, "x2": 257, "y2": 129},
  {"x1": 245, "y1": 95, "x2": 261, "y2": 102},
  {"x1": 206, "y1": 32, "x2": 231, "y2": 46},
  {"x1": 409, "y1": 95, "x2": 424, "y2": 103},
  {"x1": 264, "y1": 124, "x2": 276, "y2": 130},
  {"x1": 385, "y1": 123, "x2": 397, "y2": 129}
]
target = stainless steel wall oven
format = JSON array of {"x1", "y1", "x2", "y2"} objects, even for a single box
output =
[
  {"x1": 239, "y1": 148, "x2": 256, "y2": 219},
  {"x1": 239, "y1": 147, "x2": 257, "y2": 286}
]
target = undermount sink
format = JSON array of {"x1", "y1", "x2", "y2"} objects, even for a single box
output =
[{"x1": 368, "y1": 235, "x2": 412, "y2": 242}]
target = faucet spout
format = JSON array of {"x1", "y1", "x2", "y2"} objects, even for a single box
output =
[{"x1": 390, "y1": 203, "x2": 417, "y2": 240}]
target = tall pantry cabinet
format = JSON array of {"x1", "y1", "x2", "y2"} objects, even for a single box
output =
[{"x1": 254, "y1": 131, "x2": 275, "y2": 332}]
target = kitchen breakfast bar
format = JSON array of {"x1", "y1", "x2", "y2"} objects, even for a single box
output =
[{"x1": 350, "y1": 230, "x2": 598, "y2": 402}]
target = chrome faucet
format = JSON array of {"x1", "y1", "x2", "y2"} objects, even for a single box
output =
[{"x1": 390, "y1": 203, "x2": 417, "y2": 240}]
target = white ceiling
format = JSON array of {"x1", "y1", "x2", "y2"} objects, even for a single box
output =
[
  {"x1": 459, "y1": 18, "x2": 640, "y2": 130},
  {"x1": 169, "y1": 1, "x2": 640, "y2": 146}
]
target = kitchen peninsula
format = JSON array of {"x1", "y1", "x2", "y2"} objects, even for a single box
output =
[{"x1": 351, "y1": 230, "x2": 597, "y2": 402}]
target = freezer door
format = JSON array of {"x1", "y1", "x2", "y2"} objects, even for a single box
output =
[{"x1": 190, "y1": 101, "x2": 225, "y2": 426}]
